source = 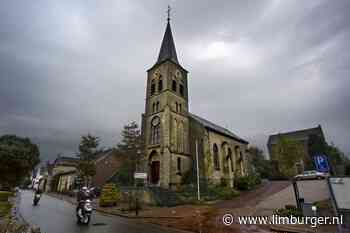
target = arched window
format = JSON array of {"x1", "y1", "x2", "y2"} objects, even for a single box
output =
[
  {"x1": 156, "y1": 101, "x2": 160, "y2": 111},
  {"x1": 152, "y1": 103, "x2": 156, "y2": 113},
  {"x1": 235, "y1": 146, "x2": 240, "y2": 161},
  {"x1": 151, "y1": 81, "x2": 155, "y2": 95},
  {"x1": 176, "y1": 102, "x2": 178, "y2": 112},
  {"x1": 178, "y1": 122, "x2": 184, "y2": 153},
  {"x1": 213, "y1": 144, "x2": 220, "y2": 170},
  {"x1": 158, "y1": 79, "x2": 163, "y2": 92},
  {"x1": 177, "y1": 157, "x2": 181, "y2": 172},
  {"x1": 179, "y1": 104, "x2": 182, "y2": 113},
  {"x1": 172, "y1": 80, "x2": 177, "y2": 92},
  {"x1": 228, "y1": 148, "x2": 234, "y2": 172},
  {"x1": 179, "y1": 84, "x2": 184, "y2": 96},
  {"x1": 173, "y1": 119, "x2": 178, "y2": 150},
  {"x1": 150, "y1": 117, "x2": 160, "y2": 144}
]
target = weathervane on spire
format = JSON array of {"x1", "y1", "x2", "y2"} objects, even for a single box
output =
[{"x1": 167, "y1": 5, "x2": 171, "y2": 22}]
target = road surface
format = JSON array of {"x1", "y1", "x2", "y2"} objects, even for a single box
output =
[{"x1": 19, "y1": 190, "x2": 187, "y2": 233}]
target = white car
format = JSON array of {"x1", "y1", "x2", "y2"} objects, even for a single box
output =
[{"x1": 295, "y1": 170, "x2": 329, "y2": 180}]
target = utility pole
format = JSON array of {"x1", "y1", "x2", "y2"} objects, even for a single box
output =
[{"x1": 195, "y1": 140, "x2": 201, "y2": 201}]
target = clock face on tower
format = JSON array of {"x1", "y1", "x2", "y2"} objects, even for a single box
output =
[
  {"x1": 151, "y1": 116, "x2": 160, "y2": 126},
  {"x1": 153, "y1": 70, "x2": 161, "y2": 79}
]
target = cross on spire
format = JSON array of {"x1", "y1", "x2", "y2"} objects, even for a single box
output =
[{"x1": 167, "y1": 5, "x2": 171, "y2": 22}]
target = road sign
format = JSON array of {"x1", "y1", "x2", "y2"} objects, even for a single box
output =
[
  {"x1": 134, "y1": 172, "x2": 147, "y2": 179},
  {"x1": 313, "y1": 154, "x2": 330, "y2": 173}
]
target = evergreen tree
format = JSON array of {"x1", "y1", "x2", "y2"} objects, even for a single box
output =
[
  {"x1": 117, "y1": 121, "x2": 144, "y2": 185},
  {"x1": 77, "y1": 134, "x2": 99, "y2": 186}
]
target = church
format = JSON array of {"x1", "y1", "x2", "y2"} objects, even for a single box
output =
[{"x1": 141, "y1": 16, "x2": 249, "y2": 190}]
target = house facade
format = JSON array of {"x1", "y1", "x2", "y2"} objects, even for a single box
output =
[{"x1": 267, "y1": 125, "x2": 326, "y2": 175}]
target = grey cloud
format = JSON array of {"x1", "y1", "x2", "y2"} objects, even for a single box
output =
[{"x1": 1, "y1": 0, "x2": 350, "y2": 160}]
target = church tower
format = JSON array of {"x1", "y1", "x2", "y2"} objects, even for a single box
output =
[{"x1": 142, "y1": 13, "x2": 191, "y2": 189}]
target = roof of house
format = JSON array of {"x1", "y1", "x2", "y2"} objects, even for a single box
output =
[
  {"x1": 267, "y1": 125, "x2": 323, "y2": 146},
  {"x1": 57, "y1": 170, "x2": 77, "y2": 176},
  {"x1": 189, "y1": 113, "x2": 248, "y2": 144},
  {"x1": 54, "y1": 156, "x2": 79, "y2": 166}
]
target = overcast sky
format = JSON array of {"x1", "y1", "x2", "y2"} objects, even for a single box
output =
[{"x1": 1, "y1": 0, "x2": 349, "y2": 161}]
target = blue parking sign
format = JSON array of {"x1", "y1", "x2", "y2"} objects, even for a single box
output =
[{"x1": 313, "y1": 154, "x2": 330, "y2": 172}]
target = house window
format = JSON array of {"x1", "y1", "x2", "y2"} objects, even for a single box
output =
[
  {"x1": 150, "y1": 116, "x2": 160, "y2": 144},
  {"x1": 158, "y1": 79, "x2": 163, "y2": 92},
  {"x1": 179, "y1": 84, "x2": 184, "y2": 96},
  {"x1": 172, "y1": 80, "x2": 177, "y2": 92},
  {"x1": 177, "y1": 157, "x2": 181, "y2": 172},
  {"x1": 228, "y1": 148, "x2": 233, "y2": 172},
  {"x1": 213, "y1": 144, "x2": 220, "y2": 170},
  {"x1": 151, "y1": 83, "x2": 155, "y2": 95}
]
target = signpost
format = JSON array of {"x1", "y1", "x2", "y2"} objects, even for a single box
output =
[
  {"x1": 134, "y1": 172, "x2": 147, "y2": 180},
  {"x1": 313, "y1": 154, "x2": 330, "y2": 173},
  {"x1": 133, "y1": 172, "x2": 147, "y2": 216},
  {"x1": 195, "y1": 140, "x2": 201, "y2": 201}
]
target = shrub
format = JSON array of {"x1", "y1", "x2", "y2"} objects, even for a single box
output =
[
  {"x1": 274, "y1": 205, "x2": 302, "y2": 217},
  {"x1": 235, "y1": 175, "x2": 261, "y2": 191},
  {"x1": 207, "y1": 185, "x2": 239, "y2": 200},
  {"x1": 235, "y1": 176, "x2": 251, "y2": 190},
  {"x1": 99, "y1": 183, "x2": 120, "y2": 207}
]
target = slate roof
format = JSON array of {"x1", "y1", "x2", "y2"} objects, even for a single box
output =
[
  {"x1": 189, "y1": 113, "x2": 248, "y2": 144},
  {"x1": 157, "y1": 21, "x2": 179, "y2": 65},
  {"x1": 267, "y1": 125, "x2": 324, "y2": 146}
]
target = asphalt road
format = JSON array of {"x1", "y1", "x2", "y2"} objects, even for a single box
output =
[{"x1": 19, "y1": 190, "x2": 186, "y2": 233}]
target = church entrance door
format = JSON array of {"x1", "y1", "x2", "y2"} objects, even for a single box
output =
[{"x1": 150, "y1": 161, "x2": 160, "y2": 184}]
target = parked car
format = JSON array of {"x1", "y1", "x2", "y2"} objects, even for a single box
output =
[{"x1": 294, "y1": 170, "x2": 329, "y2": 180}]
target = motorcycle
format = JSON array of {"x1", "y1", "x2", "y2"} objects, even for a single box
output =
[
  {"x1": 33, "y1": 192, "x2": 41, "y2": 206},
  {"x1": 76, "y1": 187, "x2": 95, "y2": 225}
]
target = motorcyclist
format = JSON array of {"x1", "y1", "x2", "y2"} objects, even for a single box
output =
[
  {"x1": 33, "y1": 177, "x2": 44, "y2": 194},
  {"x1": 33, "y1": 177, "x2": 44, "y2": 205},
  {"x1": 76, "y1": 186, "x2": 94, "y2": 218}
]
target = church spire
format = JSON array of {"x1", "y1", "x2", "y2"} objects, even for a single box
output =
[{"x1": 156, "y1": 6, "x2": 179, "y2": 65}]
